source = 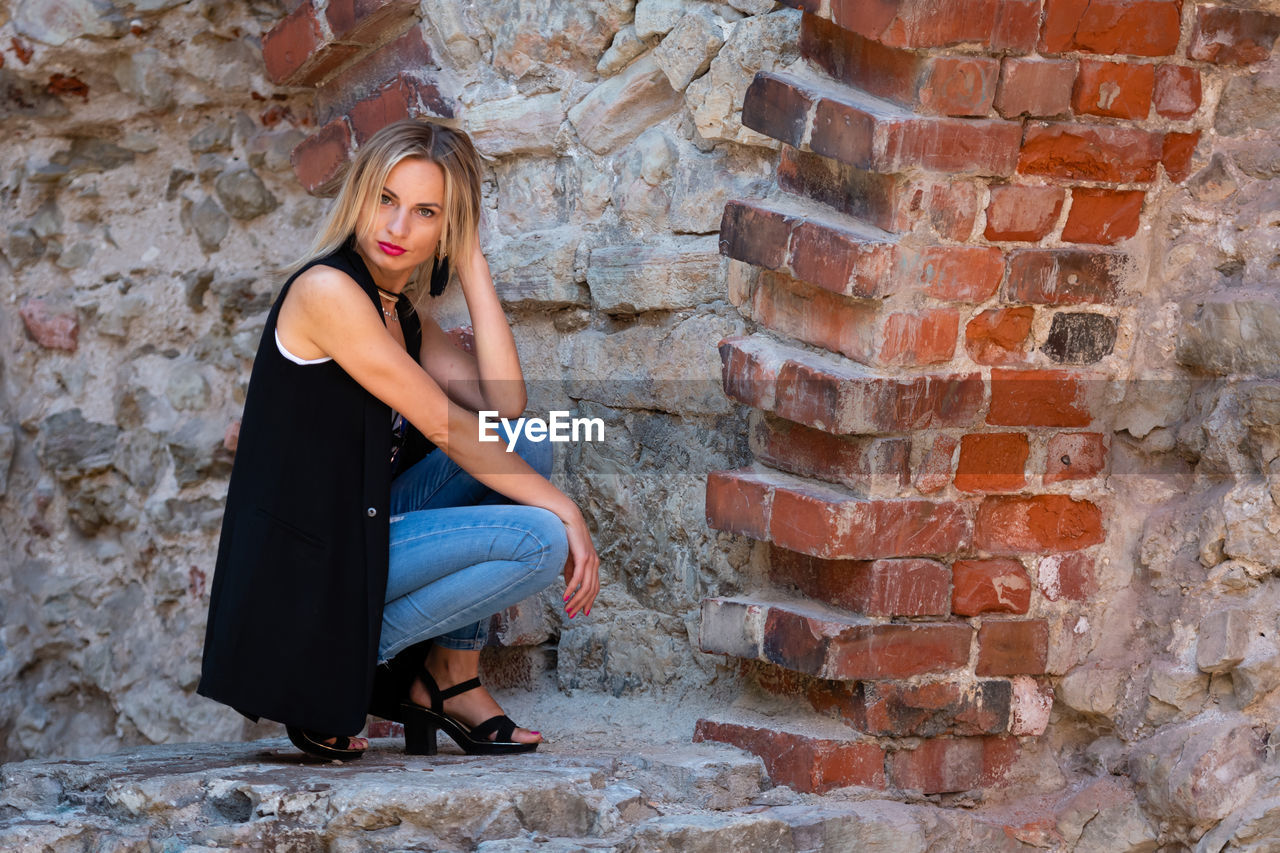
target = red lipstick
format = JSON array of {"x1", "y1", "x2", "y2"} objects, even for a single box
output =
[{"x1": 378, "y1": 241, "x2": 406, "y2": 256}]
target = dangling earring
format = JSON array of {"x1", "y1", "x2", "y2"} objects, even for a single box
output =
[{"x1": 429, "y1": 250, "x2": 450, "y2": 297}]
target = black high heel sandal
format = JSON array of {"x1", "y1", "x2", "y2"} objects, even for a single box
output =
[
  {"x1": 286, "y1": 725, "x2": 367, "y2": 761},
  {"x1": 401, "y1": 670, "x2": 538, "y2": 756}
]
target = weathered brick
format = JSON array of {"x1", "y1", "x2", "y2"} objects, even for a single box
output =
[
  {"x1": 718, "y1": 334, "x2": 783, "y2": 413},
  {"x1": 706, "y1": 465, "x2": 972, "y2": 559},
  {"x1": 769, "y1": 545, "x2": 951, "y2": 617},
  {"x1": 19, "y1": 298, "x2": 78, "y2": 351},
  {"x1": 1162, "y1": 130, "x2": 1200, "y2": 182},
  {"x1": 830, "y1": 0, "x2": 1041, "y2": 52},
  {"x1": 988, "y1": 368, "x2": 1092, "y2": 427},
  {"x1": 705, "y1": 468, "x2": 774, "y2": 541},
  {"x1": 777, "y1": 147, "x2": 981, "y2": 239},
  {"x1": 788, "y1": 218, "x2": 895, "y2": 299},
  {"x1": 747, "y1": 268, "x2": 877, "y2": 362},
  {"x1": 984, "y1": 184, "x2": 1065, "y2": 242},
  {"x1": 800, "y1": 15, "x2": 998, "y2": 116},
  {"x1": 809, "y1": 89, "x2": 1022, "y2": 175},
  {"x1": 291, "y1": 117, "x2": 354, "y2": 195},
  {"x1": 1019, "y1": 123, "x2": 1163, "y2": 183},
  {"x1": 850, "y1": 680, "x2": 1013, "y2": 737},
  {"x1": 952, "y1": 558, "x2": 1031, "y2": 615},
  {"x1": 1062, "y1": 189, "x2": 1144, "y2": 245},
  {"x1": 915, "y1": 434, "x2": 958, "y2": 494},
  {"x1": 1041, "y1": 0, "x2": 1182, "y2": 57},
  {"x1": 878, "y1": 309, "x2": 959, "y2": 366},
  {"x1": 966, "y1": 307, "x2": 1035, "y2": 365},
  {"x1": 702, "y1": 597, "x2": 974, "y2": 680},
  {"x1": 720, "y1": 336, "x2": 986, "y2": 435},
  {"x1": 1005, "y1": 249, "x2": 1124, "y2": 305},
  {"x1": 1072, "y1": 59, "x2": 1154, "y2": 120},
  {"x1": 1188, "y1": 6, "x2": 1280, "y2": 66},
  {"x1": 770, "y1": 481, "x2": 971, "y2": 559},
  {"x1": 312, "y1": 28, "x2": 436, "y2": 125},
  {"x1": 741, "y1": 71, "x2": 815, "y2": 148},
  {"x1": 325, "y1": 0, "x2": 418, "y2": 45},
  {"x1": 776, "y1": 357, "x2": 985, "y2": 434},
  {"x1": 1037, "y1": 552, "x2": 1097, "y2": 601},
  {"x1": 348, "y1": 73, "x2": 450, "y2": 143},
  {"x1": 955, "y1": 433, "x2": 1029, "y2": 493},
  {"x1": 749, "y1": 412, "x2": 910, "y2": 494},
  {"x1": 977, "y1": 619, "x2": 1050, "y2": 675},
  {"x1": 693, "y1": 720, "x2": 886, "y2": 793},
  {"x1": 995, "y1": 57, "x2": 1076, "y2": 118},
  {"x1": 1044, "y1": 432, "x2": 1106, "y2": 484},
  {"x1": 1154, "y1": 65, "x2": 1202, "y2": 120},
  {"x1": 1040, "y1": 312, "x2": 1118, "y2": 364},
  {"x1": 887, "y1": 736, "x2": 1019, "y2": 794},
  {"x1": 908, "y1": 245, "x2": 1005, "y2": 302},
  {"x1": 975, "y1": 495, "x2": 1104, "y2": 553},
  {"x1": 719, "y1": 200, "x2": 797, "y2": 272},
  {"x1": 763, "y1": 606, "x2": 974, "y2": 679},
  {"x1": 263, "y1": 2, "x2": 325, "y2": 85}
]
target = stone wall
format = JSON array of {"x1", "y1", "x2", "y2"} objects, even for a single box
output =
[{"x1": 0, "y1": 0, "x2": 795, "y2": 761}]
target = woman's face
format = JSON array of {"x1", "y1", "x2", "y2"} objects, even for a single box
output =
[{"x1": 355, "y1": 156, "x2": 447, "y2": 287}]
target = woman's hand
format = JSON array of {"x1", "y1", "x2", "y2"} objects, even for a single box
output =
[{"x1": 558, "y1": 507, "x2": 599, "y2": 619}]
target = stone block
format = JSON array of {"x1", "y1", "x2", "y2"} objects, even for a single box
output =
[
  {"x1": 14, "y1": 0, "x2": 126, "y2": 46},
  {"x1": 1196, "y1": 608, "x2": 1250, "y2": 674},
  {"x1": 1130, "y1": 715, "x2": 1264, "y2": 823},
  {"x1": 1058, "y1": 663, "x2": 1126, "y2": 719},
  {"x1": 488, "y1": 227, "x2": 587, "y2": 307},
  {"x1": 1232, "y1": 634, "x2": 1280, "y2": 707},
  {"x1": 597, "y1": 24, "x2": 647, "y2": 76},
  {"x1": 213, "y1": 169, "x2": 279, "y2": 220},
  {"x1": 634, "y1": 0, "x2": 686, "y2": 39},
  {"x1": 1177, "y1": 298, "x2": 1280, "y2": 377},
  {"x1": 568, "y1": 55, "x2": 684, "y2": 154},
  {"x1": 466, "y1": 92, "x2": 565, "y2": 157},
  {"x1": 914, "y1": 434, "x2": 957, "y2": 494},
  {"x1": 587, "y1": 236, "x2": 723, "y2": 314},
  {"x1": 653, "y1": 7, "x2": 726, "y2": 91}
]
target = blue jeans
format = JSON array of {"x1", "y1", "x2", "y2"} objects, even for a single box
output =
[{"x1": 377, "y1": 422, "x2": 567, "y2": 663}]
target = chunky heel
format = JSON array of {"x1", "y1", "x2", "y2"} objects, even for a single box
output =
[{"x1": 404, "y1": 721, "x2": 438, "y2": 756}]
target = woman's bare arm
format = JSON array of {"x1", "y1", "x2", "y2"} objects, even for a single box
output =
[{"x1": 418, "y1": 247, "x2": 526, "y2": 418}]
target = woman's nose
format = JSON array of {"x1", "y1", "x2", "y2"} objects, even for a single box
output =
[{"x1": 386, "y1": 207, "x2": 410, "y2": 237}]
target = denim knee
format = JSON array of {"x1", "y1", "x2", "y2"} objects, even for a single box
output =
[{"x1": 524, "y1": 507, "x2": 569, "y2": 583}]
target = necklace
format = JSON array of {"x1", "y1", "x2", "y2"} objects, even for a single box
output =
[{"x1": 376, "y1": 287, "x2": 399, "y2": 321}]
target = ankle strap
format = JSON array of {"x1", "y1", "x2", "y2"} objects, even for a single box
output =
[{"x1": 436, "y1": 677, "x2": 483, "y2": 702}]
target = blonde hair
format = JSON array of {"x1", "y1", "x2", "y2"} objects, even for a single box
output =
[{"x1": 287, "y1": 119, "x2": 483, "y2": 310}]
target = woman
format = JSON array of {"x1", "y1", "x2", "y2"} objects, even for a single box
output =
[{"x1": 197, "y1": 119, "x2": 599, "y2": 761}]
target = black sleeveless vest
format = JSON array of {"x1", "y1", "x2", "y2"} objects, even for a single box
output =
[{"x1": 197, "y1": 240, "x2": 424, "y2": 735}]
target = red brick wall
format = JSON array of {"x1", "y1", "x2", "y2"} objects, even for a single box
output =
[{"x1": 698, "y1": 0, "x2": 1279, "y2": 795}]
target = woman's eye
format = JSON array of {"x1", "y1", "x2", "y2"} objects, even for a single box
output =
[
  {"x1": 380, "y1": 194, "x2": 392, "y2": 204},
  {"x1": 417, "y1": 208, "x2": 434, "y2": 217}
]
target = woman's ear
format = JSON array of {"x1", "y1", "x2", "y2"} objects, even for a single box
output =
[{"x1": 429, "y1": 254, "x2": 450, "y2": 297}]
